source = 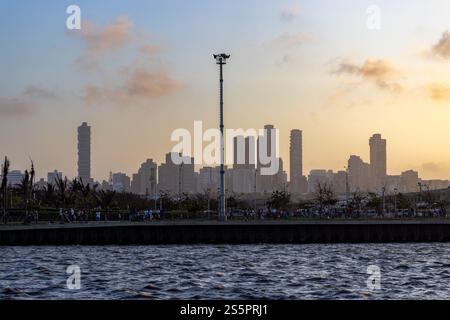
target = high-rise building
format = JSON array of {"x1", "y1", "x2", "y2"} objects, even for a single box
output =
[
  {"x1": 289, "y1": 129, "x2": 307, "y2": 194},
  {"x1": 307, "y1": 169, "x2": 333, "y2": 193},
  {"x1": 158, "y1": 153, "x2": 198, "y2": 195},
  {"x1": 233, "y1": 135, "x2": 256, "y2": 168},
  {"x1": 347, "y1": 155, "x2": 371, "y2": 192},
  {"x1": 369, "y1": 134, "x2": 387, "y2": 189},
  {"x1": 257, "y1": 125, "x2": 280, "y2": 193},
  {"x1": 400, "y1": 170, "x2": 419, "y2": 193},
  {"x1": 47, "y1": 170, "x2": 62, "y2": 185},
  {"x1": 199, "y1": 166, "x2": 221, "y2": 194},
  {"x1": 77, "y1": 122, "x2": 91, "y2": 184},
  {"x1": 131, "y1": 159, "x2": 157, "y2": 196},
  {"x1": 232, "y1": 135, "x2": 256, "y2": 194},
  {"x1": 112, "y1": 172, "x2": 131, "y2": 193},
  {"x1": 1, "y1": 170, "x2": 24, "y2": 188}
]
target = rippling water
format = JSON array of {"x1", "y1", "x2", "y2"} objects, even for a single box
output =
[{"x1": 1, "y1": 244, "x2": 450, "y2": 299}]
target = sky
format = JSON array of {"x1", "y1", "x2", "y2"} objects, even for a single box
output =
[{"x1": 1, "y1": 0, "x2": 450, "y2": 181}]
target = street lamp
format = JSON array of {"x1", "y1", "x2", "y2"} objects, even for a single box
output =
[{"x1": 213, "y1": 53, "x2": 230, "y2": 221}]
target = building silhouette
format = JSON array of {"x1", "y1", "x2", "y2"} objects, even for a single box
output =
[
  {"x1": 289, "y1": 129, "x2": 307, "y2": 195},
  {"x1": 131, "y1": 159, "x2": 157, "y2": 196},
  {"x1": 158, "y1": 153, "x2": 198, "y2": 195},
  {"x1": 77, "y1": 122, "x2": 91, "y2": 184},
  {"x1": 47, "y1": 170, "x2": 62, "y2": 185},
  {"x1": 112, "y1": 172, "x2": 131, "y2": 192},
  {"x1": 369, "y1": 133, "x2": 387, "y2": 189},
  {"x1": 348, "y1": 155, "x2": 370, "y2": 192},
  {"x1": 232, "y1": 135, "x2": 256, "y2": 194}
]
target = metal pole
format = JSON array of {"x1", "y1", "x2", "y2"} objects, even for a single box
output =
[
  {"x1": 219, "y1": 61, "x2": 226, "y2": 222},
  {"x1": 214, "y1": 53, "x2": 230, "y2": 221}
]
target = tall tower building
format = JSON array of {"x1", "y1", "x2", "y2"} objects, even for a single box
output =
[
  {"x1": 289, "y1": 129, "x2": 307, "y2": 195},
  {"x1": 290, "y1": 129, "x2": 303, "y2": 183},
  {"x1": 77, "y1": 122, "x2": 91, "y2": 183},
  {"x1": 369, "y1": 133, "x2": 387, "y2": 189}
]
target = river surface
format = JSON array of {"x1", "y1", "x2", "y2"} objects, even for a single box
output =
[{"x1": 1, "y1": 244, "x2": 450, "y2": 299}]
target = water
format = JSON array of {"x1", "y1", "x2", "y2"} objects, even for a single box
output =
[{"x1": 1, "y1": 244, "x2": 450, "y2": 299}]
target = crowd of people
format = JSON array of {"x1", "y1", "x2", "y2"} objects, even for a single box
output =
[{"x1": 12, "y1": 205, "x2": 450, "y2": 225}]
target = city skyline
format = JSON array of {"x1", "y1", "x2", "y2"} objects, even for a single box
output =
[
  {"x1": 2, "y1": 120, "x2": 450, "y2": 185},
  {"x1": 2, "y1": 121, "x2": 449, "y2": 197},
  {"x1": 2, "y1": 1, "x2": 450, "y2": 181}
]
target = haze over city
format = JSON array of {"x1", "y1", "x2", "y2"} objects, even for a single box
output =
[{"x1": 2, "y1": 0, "x2": 450, "y2": 182}]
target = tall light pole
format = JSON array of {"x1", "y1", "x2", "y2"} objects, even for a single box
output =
[{"x1": 214, "y1": 53, "x2": 230, "y2": 221}]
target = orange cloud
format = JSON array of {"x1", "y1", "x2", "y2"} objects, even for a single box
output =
[
  {"x1": 333, "y1": 59, "x2": 402, "y2": 93},
  {"x1": 429, "y1": 84, "x2": 450, "y2": 101},
  {"x1": 84, "y1": 68, "x2": 182, "y2": 106},
  {"x1": 0, "y1": 98, "x2": 36, "y2": 117},
  {"x1": 422, "y1": 162, "x2": 450, "y2": 175},
  {"x1": 70, "y1": 16, "x2": 134, "y2": 68},
  {"x1": 431, "y1": 31, "x2": 450, "y2": 60}
]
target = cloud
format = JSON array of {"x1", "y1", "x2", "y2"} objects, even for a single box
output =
[
  {"x1": 332, "y1": 59, "x2": 403, "y2": 93},
  {"x1": 139, "y1": 44, "x2": 161, "y2": 58},
  {"x1": 0, "y1": 98, "x2": 37, "y2": 117},
  {"x1": 274, "y1": 32, "x2": 312, "y2": 49},
  {"x1": 23, "y1": 85, "x2": 58, "y2": 100},
  {"x1": 0, "y1": 85, "x2": 57, "y2": 117},
  {"x1": 70, "y1": 16, "x2": 134, "y2": 68},
  {"x1": 84, "y1": 68, "x2": 182, "y2": 106},
  {"x1": 422, "y1": 162, "x2": 450, "y2": 175},
  {"x1": 431, "y1": 31, "x2": 450, "y2": 60},
  {"x1": 280, "y1": 5, "x2": 300, "y2": 21},
  {"x1": 428, "y1": 84, "x2": 450, "y2": 101}
]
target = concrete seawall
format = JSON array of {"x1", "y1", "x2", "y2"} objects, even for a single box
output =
[{"x1": 2, "y1": 220, "x2": 450, "y2": 245}]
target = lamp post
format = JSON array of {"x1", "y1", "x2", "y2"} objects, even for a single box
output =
[{"x1": 213, "y1": 53, "x2": 230, "y2": 221}]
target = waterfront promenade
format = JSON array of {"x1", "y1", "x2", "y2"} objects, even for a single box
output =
[{"x1": 1, "y1": 219, "x2": 450, "y2": 245}]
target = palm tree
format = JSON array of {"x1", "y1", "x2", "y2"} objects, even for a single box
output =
[
  {"x1": 55, "y1": 175, "x2": 69, "y2": 208},
  {"x1": 79, "y1": 178, "x2": 93, "y2": 211},
  {"x1": 16, "y1": 160, "x2": 35, "y2": 224},
  {"x1": 0, "y1": 156, "x2": 10, "y2": 224},
  {"x1": 43, "y1": 183, "x2": 56, "y2": 207},
  {"x1": 94, "y1": 190, "x2": 116, "y2": 220}
]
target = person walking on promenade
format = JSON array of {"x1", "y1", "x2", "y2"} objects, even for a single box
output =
[{"x1": 58, "y1": 208, "x2": 64, "y2": 224}]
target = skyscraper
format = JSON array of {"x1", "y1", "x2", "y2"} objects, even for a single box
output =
[
  {"x1": 369, "y1": 133, "x2": 387, "y2": 189},
  {"x1": 233, "y1": 135, "x2": 256, "y2": 168},
  {"x1": 158, "y1": 153, "x2": 198, "y2": 195},
  {"x1": 257, "y1": 125, "x2": 277, "y2": 193},
  {"x1": 289, "y1": 129, "x2": 307, "y2": 194},
  {"x1": 131, "y1": 159, "x2": 158, "y2": 196},
  {"x1": 347, "y1": 155, "x2": 370, "y2": 191},
  {"x1": 77, "y1": 122, "x2": 91, "y2": 183}
]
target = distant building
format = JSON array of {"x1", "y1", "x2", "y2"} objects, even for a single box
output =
[
  {"x1": 369, "y1": 133, "x2": 387, "y2": 189},
  {"x1": 100, "y1": 180, "x2": 112, "y2": 191},
  {"x1": 47, "y1": 170, "x2": 62, "y2": 185},
  {"x1": 158, "y1": 153, "x2": 198, "y2": 195},
  {"x1": 131, "y1": 159, "x2": 157, "y2": 196},
  {"x1": 199, "y1": 166, "x2": 220, "y2": 194},
  {"x1": 34, "y1": 178, "x2": 47, "y2": 190},
  {"x1": 2, "y1": 170, "x2": 25, "y2": 188},
  {"x1": 257, "y1": 125, "x2": 282, "y2": 193},
  {"x1": 348, "y1": 155, "x2": 371, "y2": 192},
  {"x1": 308, "y1": 169, "x2": 333, "y2": 193},
  {"x1": 289, "y1": 129, "x2": 307, "y2": 195},
  {"x1": 232, "y1": 135, "x2": 256, "y2": 194},
  {"x1": 400, "y1": 170, "x2": 419, "y2": 193},
  {"x1": 332, "y1": 170, "x2": 347, "y2": 195},
  {"x1": 112, "y1": 172, "x2": 130, "y2": 193},
  {"x1": 78, "y1": 122, "x2": 91, "y2": 184}
]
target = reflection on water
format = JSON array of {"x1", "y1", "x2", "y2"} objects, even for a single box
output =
[{"x1": 1, "y1": 244, "x2": 450, "y2": 299}]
